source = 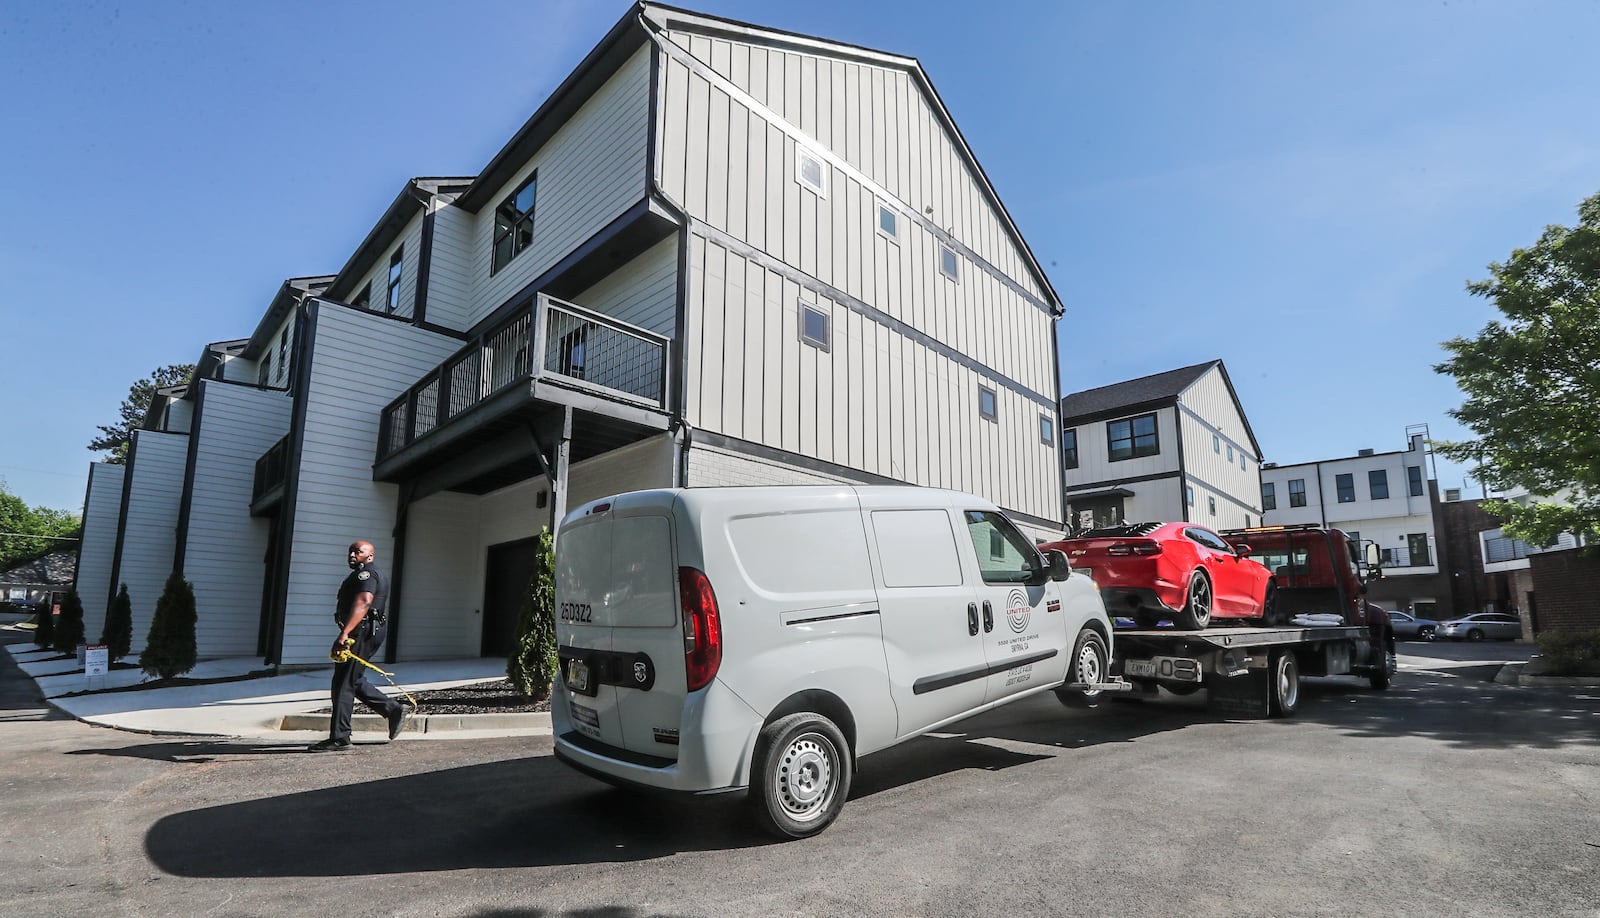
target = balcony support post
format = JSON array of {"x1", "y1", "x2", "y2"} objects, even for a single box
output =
[
  {"x1": 524, "y1": 406, "x2": 573, "y2": 542},
  {"x1": 385, "y1": 479, "x2": 416, "y2": 666}
]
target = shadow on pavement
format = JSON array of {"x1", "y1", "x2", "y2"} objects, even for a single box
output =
[
  {"x1": 0, "y1": 631, "x2": 71, "y2": 721},
  {"x1": 66, "y1": 740, "x2": 319, "y2": 763}
]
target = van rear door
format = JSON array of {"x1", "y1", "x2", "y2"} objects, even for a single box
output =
[{"x1": 555, "y1": 493, "x2": 685, "y2": 760}]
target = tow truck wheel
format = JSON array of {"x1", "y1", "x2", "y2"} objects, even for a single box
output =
[
  {"x1": 1270, "y1": 649, "x2": 1299, "y2": 717},
  {"x1": 1176, "y1": 572, "x2": 1212, "y2": 631},
  {"x1": 1056, "y1": 628, "x2": 1108, "y2": 709},
  {"x1": 750, "y1": 713, "x2": 852, "y2": 839}
]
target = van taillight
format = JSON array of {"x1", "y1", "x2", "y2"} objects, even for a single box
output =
[
  {"x1": 1107, "y1": 540, "x2": 1162, "y2": 556},
  {"x1": 679, "y1": 566, "x2": 722, "y2": 692}
]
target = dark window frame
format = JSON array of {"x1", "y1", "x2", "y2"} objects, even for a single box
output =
[
  {"x1": 1288, "y1": 478, "x2": 1307, "y2": 507},
  {"x1": 1407, "y1": 465, "x2": 1424, "y2": 497},
  {"x1": 1107, "y1": 412, "x2": 1159, "y2": 462},
  {"x1": 1369, "y1": 468, "x2": 1389, "y2": 500},
  {"x1": 799, "y1": 302, "x2": 831, "y2": 352},
  {"x1": 386, "y1": 245, "x2": 404, "y2": 314},
  {"x1": 1336, "y1": 473, "x2": 1356, "y2": 503},
  {"x1": 492, "y1": 173, "x2": 538, "y2": 275},
  {"x1": 1062, "y1": 429, "x2": 1078, "y2": 469},
  {"x1": 1408, "y1": 533, "x2": 1431, "y2": 566},
  {"x1": 1039, "y1": 414, "x2": 1054, "y2": 446},
  {"x1": 978, "y1": 385, "x2": 998, "y2": 423},
  {"x1": 1262, "y1": 482, "x2": 1277, "y2": 511}
]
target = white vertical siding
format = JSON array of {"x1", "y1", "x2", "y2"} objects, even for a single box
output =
[
  {"x1": 1175, "y1": 367, "x2": 1262, "y2": 526},
  {"x1": 117, "y1": 430, "x2": 188, "y2": 655},
  {"x1": 570, "y1": 237, "x2": 679, "y2": 337},
  {"x1": 279, "y1": 304, "x2": 465, "y2": 665},
  {"x1": 465, "y1": 45, "x2": 652, "y2": 327},
  {"x1": 183, "y1": 382, "x2": 292, "y2": 657},
  {"x1": 424, "y1": 198, "x2": 475, "y2": 331},
  {"x1": 75, "y1": 463, "x2": 125, "y2": 639}
]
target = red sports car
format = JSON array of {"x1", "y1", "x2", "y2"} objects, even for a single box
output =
[{"x1": 1039, "y1": 522, "x2": 1277, "y2": 630}]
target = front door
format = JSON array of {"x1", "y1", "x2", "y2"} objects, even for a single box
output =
[
  {"x1": 960, "y1": 509, "x2": 1068, "y2": 705},
  {"x1": 482, "y1": 537, "x2": 540, "y2": 657}
]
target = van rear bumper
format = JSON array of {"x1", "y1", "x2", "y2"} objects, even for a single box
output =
[{"x1": 554, "y1": 740, "x2": 745, "y2": 797}]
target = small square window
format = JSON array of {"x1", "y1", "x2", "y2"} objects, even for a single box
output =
[
  {"x1": 940, "y1": 245, "x2": 959, "y2": 281},
  {"x1": 978, "y1": 385, "x2": 997, "y2": 423},
  {"x1": 1240, "y1": 453, "x2": 1247, "y2": 470},
  {"x1": 876, "y1": 202, "x2": 899, "y2": 241},
  {"x1": 1226, "y1": 444, "x2": 1234, "y2": 462},
  {"x1": 799, "y1": 302, "x2": 830, "y2": 352},
  {"x1": 796, "y1": 147, "x2": 826, "y2": 197},
  {"x1": 1208, "y1": 496, "x2": 1217, "y2": 516},
  {"x1": 1213, "y1": 434, "x2": 1220, "y2": 453},
  {"x1": 1039, "y1": 414, "x2": 1053, "y2": 445},
  {"x1": 1186, "y1": 485, "x2": 1195, "y2": 507}
]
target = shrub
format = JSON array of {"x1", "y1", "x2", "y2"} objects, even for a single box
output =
[
  {"x1": 1534, "y1": 628, "x2": 1600, "y2": 677},
  {"x1": 139, "y1": 572, "x2": 197, "y2": 681},
  {"x1": 33, "y1": 599, "x2": 54, "y2": 649},
  {"x1": 53, "y1": 590, "x2": 85, "y2": 655},
  {"x1": 101, "y1": 584, "x2": 134, "y2": 661},
  {"x1": 507, "y1": 527, "x2": 558, "y2": 701}
]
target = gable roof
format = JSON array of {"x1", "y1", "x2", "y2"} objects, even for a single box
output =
[
  {"x1": 1061, "y1": 359, "x2": 1263, "y2": 458},
  {"x1": 323, "y1": 177, "x2": 475, "y2": 304},
  {"x1": 243, "y1": 275, "x2": 336, "y2": 360}
]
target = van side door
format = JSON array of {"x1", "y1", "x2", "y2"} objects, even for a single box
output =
[{"x1": 959, "y1": 509, "x2": 1070, "y2": 705}]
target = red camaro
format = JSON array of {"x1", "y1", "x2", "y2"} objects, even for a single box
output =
[{"x1": 1039, "y1": 522, "x2": 1277, "y2": 630}]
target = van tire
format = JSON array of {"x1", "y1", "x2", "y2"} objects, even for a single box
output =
[
  {"x1": 750, "y1": 713, "x2": 852, "y2": 839},
  {"x1": 1056, "y1": 628, "x2": 1109, "y2": 709}
]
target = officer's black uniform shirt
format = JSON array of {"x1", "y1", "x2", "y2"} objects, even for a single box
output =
[{"x1": 336, "y1": 561, "x2": 389, "y2": 627}]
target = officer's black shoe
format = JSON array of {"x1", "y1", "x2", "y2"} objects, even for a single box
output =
[
  {"x1": 308, "y1": 738, "x2": 351, "y2": 752},
  {"x1": 387, "y1": 705, "x2": 412, "y2": 741}
]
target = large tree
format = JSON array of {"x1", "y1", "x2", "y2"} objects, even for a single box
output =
[
  {"x1": 87, "y1": 364, "x2": 195, "y2": 464},
  {"x1": 1435, "y1": 190, "x2": 1600, "y2": 545},
  {"x1": 0, "y1": 480, "x2": 80, "y2": 570}
]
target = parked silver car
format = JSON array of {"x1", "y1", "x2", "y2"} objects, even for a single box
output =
[
  {"x1": 1439, "y1": 612, "x2": 1522, "y2": 642},
  {"x1": 1387, "y1": 610, "x2": 1438, "y2": 641}
]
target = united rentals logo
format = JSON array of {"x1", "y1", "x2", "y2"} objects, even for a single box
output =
[{"x1": 1007, "y1": 589, "x2": 1030, "y2": 633}]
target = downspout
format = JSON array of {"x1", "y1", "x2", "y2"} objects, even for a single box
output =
[{"x1": 1314, "y1": 460, "x2": 1327, "y2": 528}]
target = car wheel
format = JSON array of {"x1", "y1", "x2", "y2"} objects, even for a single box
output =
[
  {"x1": 750, "y1": 712, "x2": 852, "y2": 840},
  {"x1": 1420, "y1": 627, "x2": 1435, "y2": 642},
  {"x1": 1270, "y1": 648, "x2": 1299, "y2": 717},
  {"x1": 1056, "y1": 628, "x2": 1109, "y2": 709},
  {"x1": 1467, "y1": 628, "x2": 1485, "y2": 642},
  {"x1": 1260, "y1": 585, "x2": 1285, "y2": 626},
  {"x1": 1176, "y1": 572, "x2": 1212, "y2": 631}
]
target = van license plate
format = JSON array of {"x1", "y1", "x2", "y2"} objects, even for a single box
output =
[{"x1": 566, "y1": 658, "x2": 591, "y2": 694}]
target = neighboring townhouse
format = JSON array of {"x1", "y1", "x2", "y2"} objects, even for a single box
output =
[
  {"x1": 1059, "y1": 360, "x2": 1262, "y2": 532},
  {"x1": 1436, "y1": 487, "x2": 1588, "y2": 635},
  {"x1": 1259, "y1": 427, "x2": 1449, "y2": 618},
  {"x1": 76, "y1": 3, "x2": 1067, "y2": 669},
  {"x1": 71, "y1": 461, "x2": 123, "y2": 637}
]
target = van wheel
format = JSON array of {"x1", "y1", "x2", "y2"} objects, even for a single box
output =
[
  {"x1": 1270, "y1": 649, "x2": 1299, "y2": 717},
  {"x1": 1176, "y1": 572, "x2": 1212, "y2": 630},
  {"x1": 750, "y1": 713, "x2": 852, "y2": 839},
  {"x1": 1056, "y1": 628, "x2": 1108, "y2": 709}
]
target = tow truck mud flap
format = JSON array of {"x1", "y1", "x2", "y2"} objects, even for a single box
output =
[{"x1": 1205, "y1": 669, "x2": 1271, "y2": 719}]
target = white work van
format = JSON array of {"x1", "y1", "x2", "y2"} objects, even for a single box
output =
[{"x1": 550, "y1": 486, "x2": 1114, "y2": 838}]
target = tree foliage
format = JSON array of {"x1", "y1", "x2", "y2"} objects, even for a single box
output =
[
  {"x1": 87, "y1": 364, "x2": 195, "y2": 464},
  {"x1": 102, "y1": 583, "x2": 134, "y2": 662},
  {"x1": 140, "y1": 572, "x2": 197, "y2": 681},
  {"x1": 0, "y1": 479, "x2": 80, "y2": 570},
  {"x1": 53, "y1": 589, "x2": 85, "y2": 654},
  {"x1": 506, "y1": 528, "x2": 558, "y2": 701},
  {"x1": 33, "y1": 597, "x2": 54, "y2": 649},
  {"x1": 1435, "y1": 191, "x2": 1600, "y2": 545}
]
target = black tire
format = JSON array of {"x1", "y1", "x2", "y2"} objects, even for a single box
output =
[
  {"x1": 1369, "y1": 665, "x2": 1391, "y2": 691},
  {"x1": 1467, "y1": 628, "x2": 1485, "y2": 642},
  {"x1": 1056, "y1": 628, "x2": 1109, "y2": 709},
  {"x1": 1420, "y1": 627, "x2": 1435, "y2": 642},
  {"x1": 1260, "y1": 585, "x2": 1284, "y2": 626},
  {"x1": 1176, "y1": 572, "x2": 1212, "y2": 631},
  {"x1": 749, "y1": 713, "x2": 852, "y2": 839},
  {"x1": 1269, "y1": 648, "x2": 1299, "y2": 717}
]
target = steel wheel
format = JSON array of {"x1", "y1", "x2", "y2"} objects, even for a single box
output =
[
  {"x1": 1058, "y1": 628, "x2": 1109, "y2": 708},
  {"x1": 751, "y1": 713, "x2": 852, "y2": 839},
  {"x1": 775, "y1": 733, "x2": 836, "y2": 822},
  {"x1": 1177, "y1": 572, "x2": 1212, "y2": 630},
  {"x1": 1271, "y1": 648, "x2": 1300, "y2": 716}
]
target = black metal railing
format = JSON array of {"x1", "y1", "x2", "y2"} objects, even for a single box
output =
[
  {"x1": 377, "y1": 294, "x2": 669, "y2": 461},
  {"x1": 1483, "y1": 536, "x2": 1539, "y2": 564},
  {"x1": 252, "y1": 435, "x2": 289, "y2": 503}
]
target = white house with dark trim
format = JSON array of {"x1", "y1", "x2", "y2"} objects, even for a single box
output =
[
  {"x1": 75, "y1": 2, "x2": 1067, "y2": 667},
  {"x1": 1059, "y1": 360, "x2": 1262, "y2": 532}
]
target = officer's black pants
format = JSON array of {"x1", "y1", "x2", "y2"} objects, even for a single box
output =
[{"x1": 330, "y1": 620, "x2": 399, "y2": 742}]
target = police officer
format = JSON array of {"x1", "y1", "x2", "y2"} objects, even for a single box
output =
[{"x1": 309, "y1": 540, "x2": 409, "y2": 751}]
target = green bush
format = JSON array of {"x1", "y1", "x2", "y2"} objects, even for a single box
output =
[
  {"x1": 1534, "y1": 628, "x2": 1600, "y2": 676},
  {"x1": 33, "y1": 600, "x2": 54, "y2": 649},
  {"x1": 53, "y1": 590, "x2": 85, "y2": 655},
  {"x1": 139, "y1": 572, "x2": 197, "y2": 681},
  {"x1": 507, "y1": 527, "x2": 558, "y2": 701},
  {"x1": 101, "y1": 584, "x2": 133, "y2": 661}
]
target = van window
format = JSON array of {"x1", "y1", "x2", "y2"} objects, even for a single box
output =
[
  {"x1": 871, "y1": 510, "x2": 964, "y2": 587},
  {"x1": 730, "y1": 509, "x2": 873, "y2": 594},
  {"x1": 963, "y1": 511, "x2": 1039, "y2": 584}
]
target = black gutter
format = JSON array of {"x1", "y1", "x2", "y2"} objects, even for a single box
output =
[
  {"x1": 105, "y1": 433, "x2": 140, "y2": 622},
  {"x1": 413, "y1": 201, "x2": 436, "y2": 325},
  {"x1": 172, "y1": 380, "x2": 206, "y2": 574},
  {"x1": 1174, "y1": 401, "x2": 1190, "y2": 523}
]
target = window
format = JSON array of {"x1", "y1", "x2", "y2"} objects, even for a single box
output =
[
  {"x1": 1107, "y1": 413, "x2": 1158, "y2": 461},
  {"x1": 1208, "y1": 496, "x2": 1217, "y2": 516},
  {"x1": 1288, "y1": 478, "x2": 1307, "y2": 507},
  {"x1": 352, "y1": 281, "x2": 371, "y2": 310},
  {"x1": 1408, "y1": 465, "x2": 1424, "y2": 497},
  {"x1": 1261, "y1": 482, "x2": 1276, "y2": 511},
  {"x1": 276, "y1": 329, "x2": 289, "y2": 385},
  {"x1": 492, "y1": 174, "x2": 537, "y2": 273},
  {"x1": 796, "y1": 147, "x2": 826, "y2": 197},
  {"x1": 1186, "y1": 485, "x2": 1195, "y2": 507},
  {"x1": 1186, "y1": 527, "x2": 1233, "y2": 553},
  {"x1": 1240, "y1": 453, "x2": 1247, "y2": 470},
  {"x1": 799, "y1": 303, "x2": 830, "y2": 351},
  {"x1": 1062, "y1": 429, "x2": 1078, "y2": 469},
  {"x1": 939, "y1": 245, "x2": 959, "y2": 281},
  {"x1": 1336, "y1": 473, "x2": 1355, "y2": 503},
  {"x1": 876, "y1": 201, "x2": 899, "y2": 241},
  {"x1": 1226, "y1": 444, "x2": 1234, "y2": 462},
  {"x1": 257, "y1": 356, "x2": 270, "y2": 388},
  {"x1": 978, "y1": 385, "x2": 997, "y2": 423},
  {"x1": 1407, "y1": 533, "x2": 1431, "y2": 566},
  {"x1": 964, "y1": 510, "x2": 1040, "y2": 584},
  {"x1": 1369, "y1": 469, "x2": 1389, "y2": 500},
  {"x1": 386, "y1": 246, "x2": 404, "y2": 313},
  {"x1": 1213, "y1": 434, "x2": 1220, "y2": 453},
  {"x1": 1039, "y1": 414, "x2": 1053, "y2": 446}
]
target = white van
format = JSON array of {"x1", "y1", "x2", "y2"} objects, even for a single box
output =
[{"x1": 551, "y1": 486, "x2": 1113, "y2": 838}]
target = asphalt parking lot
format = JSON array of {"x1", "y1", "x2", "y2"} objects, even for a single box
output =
[{"x1": 1, "y1": 634, "x2": 1595, "y2": 917}]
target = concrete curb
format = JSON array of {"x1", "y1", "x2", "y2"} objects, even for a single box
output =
[
  {"x1": 278, "y1": 711, "x2": 553, "y2": 734},
  {"x1": 1495, "y1": 662, "x2": 1600, "y2": 688}
]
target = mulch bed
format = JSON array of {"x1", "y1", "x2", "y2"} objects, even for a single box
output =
[{"x1": 313, "y1": 678, "x2": 552, "y2": 715}]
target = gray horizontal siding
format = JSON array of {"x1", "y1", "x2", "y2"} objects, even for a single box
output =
[
  {"x1": 118, "y1": 430, "x2": 189, "y2": 655},
  {"x1": 425, "y1": 201, "x2": 476, "y2": 331},
  {"x1": 75, "y1": 463, "x2": 125, "y2": 640},
  {"x1": 571, "y1": 236, "x2": 679, "y2": 338}
]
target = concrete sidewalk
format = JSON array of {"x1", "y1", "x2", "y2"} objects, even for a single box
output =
[{"x1": 2, "y1": 630, "x2": 551, "y2": 742}]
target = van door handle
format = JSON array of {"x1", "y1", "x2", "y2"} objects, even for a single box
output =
[
  {"x1": 967, "y1": 603, "x2": 979, "y2": 636},
  {"x1": 982, "y1": 601, "x2": 994, "y2": 633}
]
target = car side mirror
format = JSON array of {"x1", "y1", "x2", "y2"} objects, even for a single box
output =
[{"x1": 1236, "y1": 544, "x2": 1252, "y2": 558}]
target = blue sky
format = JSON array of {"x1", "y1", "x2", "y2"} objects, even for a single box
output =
[{"x1": 2, "y1": 0, "x2": 1596, "y2": 513}]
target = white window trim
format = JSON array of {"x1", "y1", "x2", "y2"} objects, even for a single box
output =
[
  {"x1": 798, "y1": 301, "x2": 831, "y2": 352},
  {"x1": 1039, "y1": 413, "x2": 1053, "y2": 445},
  {"x1": 939, "y1": 244, "x2": 960, "y2": 281},
  {"x1": 875, "y1": 200, "x2": 900, "y2": 243},
  {"x1": 795, "y1": 145, "x2": 827, "y2": 198},
  {"x1": 978, "y1": 384, "x2": 997, "y2": 423}
]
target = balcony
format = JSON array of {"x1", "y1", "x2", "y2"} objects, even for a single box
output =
[
  {"x1": 1377, "y1": 546, "x2": 1431, "y2": 569},
  {"x1": 374, "y1": 294, "x2": 672, "y2": 494},
  {"x1": 251, "y1": 435, "x2": 289, "y2": 515}
]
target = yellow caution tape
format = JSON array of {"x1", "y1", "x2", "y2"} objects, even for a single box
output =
[{"x1": 331, "y1": 639, "x2": 419, "y2": 710}]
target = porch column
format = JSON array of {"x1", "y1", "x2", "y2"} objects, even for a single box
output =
[
  {"x1": 550, "y1": 407, "x2": 572, "y2": 541},
  {"x1": 384, "y1": 480, "x2": 416, "y2": 665}
]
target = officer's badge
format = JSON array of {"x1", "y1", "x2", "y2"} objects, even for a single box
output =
[{"x1": 358, "y1": 571, "x2": 371, "y2": 581}]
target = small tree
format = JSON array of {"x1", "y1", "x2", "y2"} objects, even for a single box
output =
[
  {"x1": 53, "y1": 590, "x2": 85, "y2": 655},
  {"x1": 101, "y1": 584, "x2": 134, "y2": 661},
  {"x1": 507, "y1": 527, "x2": 558, "y2": 701},
  {"x1": 139, "y1": 572, "x2": 197, "y2": 681},
  {"x1": 33, "y1": 599, "x2": 54, "y2": 649}
]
